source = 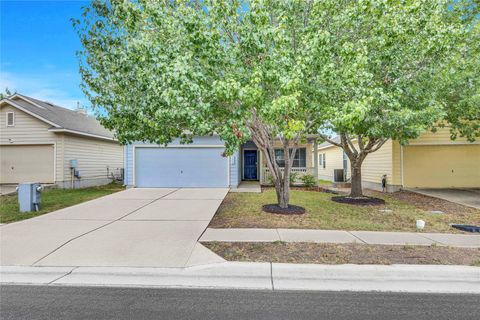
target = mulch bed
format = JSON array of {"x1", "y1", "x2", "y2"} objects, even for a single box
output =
[
  {"x1": 204, "y1": 242, "x2": 480, "y2": 266},
  {"x1": 262, "y1": 204, "x2": 306, "y2": 215},
  {"x1": 331, "y1": 196, "x2": 385, "y2": 206}
]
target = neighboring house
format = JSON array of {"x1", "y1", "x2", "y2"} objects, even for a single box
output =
[
  {"x1": 124, "y1": 136, "x2": 319, "y2": 188},
  {"x1": 317, "y1": 128, "x2": 480, "y2": 191},
  {"x1": 0, "y1": 94, "x2": 123, "y2": 188}
]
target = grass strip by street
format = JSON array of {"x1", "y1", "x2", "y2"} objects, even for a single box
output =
[
  {"x1": 204, "y1": 242, "x2": 480, "y2": 266},
  {"x1": 209, "y1": 189, "x2": 480, "y2": 233},
  {"x1": 0, "y1": 183, "x2": 125, "y2": 223}
]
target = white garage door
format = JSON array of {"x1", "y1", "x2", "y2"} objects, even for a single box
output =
[
  {"x1": 0, "y1": 145, "x2": 55, "y2": 184},
  {"x1": 134, "y1": 147, "x2": 229, "y2": 187}
]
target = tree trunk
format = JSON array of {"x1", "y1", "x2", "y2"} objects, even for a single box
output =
[
  {"x1": 245, "y1": 111, "x2": 297, "y2": 209},
  {"x1": 256, "y1": 146, "x2": 291, "y2": 209},
  {"x1": 350, "y1": 162, "x2": 363, "y2": 198},
  {"x1": 275, "y1": 180, "x2": 289, "y2": 208}
]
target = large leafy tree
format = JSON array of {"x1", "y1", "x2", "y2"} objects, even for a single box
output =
[
  {"x1": 312, "y1": 0, "x2": 479, "y2": 197},
  {"x1": 75, "y1": 0, "x2": 323, "y2": 208}
]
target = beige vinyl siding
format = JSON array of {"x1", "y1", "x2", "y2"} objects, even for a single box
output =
[
  {"x1": 62, "y1": 134, "x2": 123, "y2": 182},
  {"x1": 1, "y1": 105, "x2": 61, "y2": 182},
  {"x1": 318, "y1": 141, "x2": 396, "y2": 187},
  {"x1": 361, "y1": 139, "x2": 393, "y2": 185},
  {"x1": 317, "y1": 146, "x2": 345, "y2": 181},
  {"x1": 408, "y1": 127, "x2": 476, "y2": 145},
  {"x1": 391, "y1": 141, "x2": 402, "y2": 185},
  {"x1": 318, "y1": 140, "x2": 393, "y2": 184},
  {"x1": 0, "y1": 105, "x2": 57, "y2": 145}
]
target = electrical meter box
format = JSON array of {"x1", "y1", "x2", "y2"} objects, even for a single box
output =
[
  {"x1": 18, "y1": 183, "x2": 42, "y2": 212},
  {"x1": 70, "y1": 159, "x2": 78, "y2": 168}
]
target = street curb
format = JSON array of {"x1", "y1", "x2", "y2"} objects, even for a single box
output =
[{"x1": 1, "y1": 263, "x2": 479, "y2": 294}]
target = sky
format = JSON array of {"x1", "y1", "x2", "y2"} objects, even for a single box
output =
[{"x1": 1, "y1": 0, "x2": 89, "y2": 110}]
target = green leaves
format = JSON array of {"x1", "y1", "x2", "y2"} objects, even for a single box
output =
[
  {"x1": 312, "y1": 0, "x2": 479, "y2": 143},
  {"x1": 75, "y1": 0, "x2": 478, "y2": 151}
]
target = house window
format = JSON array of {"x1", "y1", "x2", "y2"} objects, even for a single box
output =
[
  {"x1": 275, "y1": 148, "x2": 306, "y2": 167},
  {"x1": 319, "y1": 153, "x2": 323, "y2": 167},
  {"x1": 323, "y1": 153, "x2": 326, "y2": 169},
  {"x1": 6, "y1": 112, "x2": 14, "y2": 126}
]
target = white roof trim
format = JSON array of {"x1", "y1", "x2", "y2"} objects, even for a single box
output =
[
  {"x1": 48, "y1": 128, "x2": 117, "y2": 141},
  {"x1": 9, "y1": 93, "x2": 46, "y2": 109},
  {"x1": 0, "y1": 98, "x2": 61, "y2": 128},
  {"x1": 317, "y1": 144, "x2": 338, "y2": 151}
]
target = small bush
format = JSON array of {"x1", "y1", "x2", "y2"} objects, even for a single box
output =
[
  {"x1": 289, "y1": 172, "x2": 299, "y2": 186},
  {"x1": 266, "y1": 173, "x2": 275, "y2": 185},
  {"x1": 300, "y1": 174, "x2": 317, "y2": 188}
]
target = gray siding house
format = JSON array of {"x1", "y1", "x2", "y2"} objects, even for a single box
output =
[{"x1": 124, "y1": 136, "x2": 318, "y2": 188}]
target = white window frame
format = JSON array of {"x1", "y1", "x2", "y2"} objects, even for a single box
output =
[
  {"x1": 274, "y1": 148, "x2": 307, "y2": 168},
  {"x1": 6, "y1": 112, "x2": 14, "y2": 127}
]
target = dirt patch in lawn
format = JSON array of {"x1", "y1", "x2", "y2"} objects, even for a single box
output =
[
  {"x1": 389, "y1": 190, "x2": 477, "y2": 215},
  {"x1": 204, "y1": 242, "x2": 480, "y2": 266}
]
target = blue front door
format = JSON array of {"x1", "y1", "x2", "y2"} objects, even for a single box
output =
[{"x1": 243, "y1": 150, "x2": 258, "y2": 180}]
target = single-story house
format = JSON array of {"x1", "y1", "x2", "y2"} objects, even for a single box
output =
[
  {"x1": 317, "y1": 128, "x2": 480, "y2": 191},
  {"x1": 124, "y1": 136, "x2": 319, "y2": 188},
  {"x1": 0, "y1": 94, "x2": 123, "y2": 188}
]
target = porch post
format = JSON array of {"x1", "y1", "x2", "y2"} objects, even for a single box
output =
[
  {"x1": 258, "y1": 150, "x2": 263, "y2": 183},
  {"x1": 313, "y1": 139, "x2": 319, "y2": 181}
]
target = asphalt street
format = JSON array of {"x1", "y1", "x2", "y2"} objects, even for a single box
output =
[{"x1": 1, "y1": 285, "x2": 479, "y2": 320}]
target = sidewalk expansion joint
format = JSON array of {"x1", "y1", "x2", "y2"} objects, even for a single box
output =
[
  {"x1": 30, "y1": 190, "x2": 178, "y2": 266},
  {"x1": 347, "y1": 231, "x2": 367, "y2": 244},
  {"x1": 417, "y1": 234, "x2": 444, "y2": 246},
  {"x1": 275, "y1": 229, "x2": 282, "y2": 242},
  {"x1": 48, "y1": 267, "x2": 78, "y2": 285},
  {"x1": 270, "y1": 262, "x2": 275, "y2": 291}
]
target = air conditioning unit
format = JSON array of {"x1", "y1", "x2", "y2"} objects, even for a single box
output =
[{"x1": 334, "y1": 169, "x2": 345, "y2": 182}]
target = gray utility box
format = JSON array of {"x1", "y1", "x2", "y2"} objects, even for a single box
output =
[{"x1": 18, "y1": 183, "x2": 42, "y2": 212}]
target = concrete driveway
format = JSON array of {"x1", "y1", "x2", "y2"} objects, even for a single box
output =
[
  {"x1": 410, "y1": 188, "x2": 480, "y2": 209},
  {"x1": 0, "y1": 188, "x2": 228, "y2": 268}
]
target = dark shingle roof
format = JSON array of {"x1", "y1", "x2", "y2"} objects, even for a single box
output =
[{"x1": 3, "y1": 94, "x2": 115, "y2": 139}]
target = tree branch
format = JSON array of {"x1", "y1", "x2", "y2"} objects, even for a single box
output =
[{"x1": 318, "y1": 133, "x2": 342, "y2": 148}]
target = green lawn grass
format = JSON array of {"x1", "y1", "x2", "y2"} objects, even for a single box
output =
[
  {"x1": 317, "y1": 179, "x2": 333, "y2": 186},
  {"x1": 0, "y1": 183, "x2": 125, "y2": 223},
  {"x1": 209, "y1": 189, "x2": 480, "y2": 233}
]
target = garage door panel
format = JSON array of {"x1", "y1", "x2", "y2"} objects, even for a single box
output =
[
  {"x1": 0, "y1": 145, "x2": 55, "y2": 184},
  {"x1": 135, "y1": 147, "x2": 228, "y2": 188},
  {"x1": 404, "y1": 145, "x2": 480, "y2": 188}
]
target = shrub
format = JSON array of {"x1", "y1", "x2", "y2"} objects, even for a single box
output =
[
  {"x1": 289, "y1": 172, "x2": 299, "y2": 186},
  {"x1": 300, "y1": 174, "x2": 317, "y2": 188}
]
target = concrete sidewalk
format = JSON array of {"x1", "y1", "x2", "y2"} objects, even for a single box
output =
[
  {"x1": 1, "y1": 263, "x2": 479, "y2": 294},
  {"x1": 200, "y1": 228, "x2": 480, "y2": 248}
]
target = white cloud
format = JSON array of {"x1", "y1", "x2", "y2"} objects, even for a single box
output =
[{"x1": 0, "y1": 71, "x2": 89, "y2": 110}]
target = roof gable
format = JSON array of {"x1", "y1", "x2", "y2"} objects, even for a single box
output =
[{"x1": 0, "y1": 94, "x2": 116, "y2": 141}]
